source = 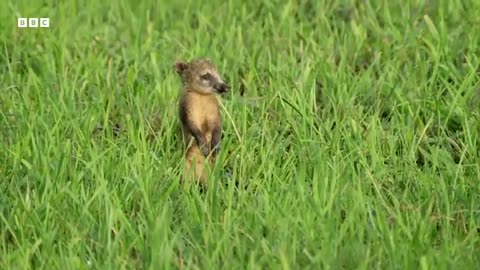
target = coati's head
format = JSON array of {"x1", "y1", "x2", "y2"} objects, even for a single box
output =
[{"x1": 174, "y1": 59, "x2": 230, "y2": 95}]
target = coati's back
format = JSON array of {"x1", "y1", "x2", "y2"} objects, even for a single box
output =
[{"x1": 174, "y1": 59, "x2": 230, "y2": 183}]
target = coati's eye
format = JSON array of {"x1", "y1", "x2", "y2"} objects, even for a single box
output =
[{"x1": 200, "y1": 73, "x2": 212, "y2": 81}]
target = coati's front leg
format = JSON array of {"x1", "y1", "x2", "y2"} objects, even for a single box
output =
[
  {"x1": 180, "y1": 103, "x2": 210, "y2": 157},
  {"x1": 189, "y1": 126, "x2": 210, "y2": 157},
  {"x1": 211, "y1": 125, "x2": 221, "y2": 158}
]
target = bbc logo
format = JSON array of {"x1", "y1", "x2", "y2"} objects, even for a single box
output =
[{"x1": 18, "y1": 18, "x2": 50, "y2": 28}]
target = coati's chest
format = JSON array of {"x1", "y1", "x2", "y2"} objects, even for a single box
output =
[{"x1": 181, "y1": 91, "x2": 221, "y2": 134}]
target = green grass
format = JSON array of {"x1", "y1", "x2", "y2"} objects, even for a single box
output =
[{"x1": 1, "y1": 0, "x2": 480, "y2": 269}]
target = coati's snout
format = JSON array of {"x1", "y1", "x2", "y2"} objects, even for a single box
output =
[{"x1": 214, "y1": 82, "x2": 230, "y2": 93}]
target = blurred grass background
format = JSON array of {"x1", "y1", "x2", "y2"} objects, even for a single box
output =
[{"x1": 1, "y1": 0, "x2": 479, "y2": 269}]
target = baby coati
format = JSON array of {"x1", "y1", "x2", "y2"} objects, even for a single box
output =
[{"x1": 174, "y1": 58, "x2": 230, "y2": 183}]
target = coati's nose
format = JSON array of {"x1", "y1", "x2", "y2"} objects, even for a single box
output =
[{"x1": 214, "y1": 83, "x2": 231, "y2": 93}]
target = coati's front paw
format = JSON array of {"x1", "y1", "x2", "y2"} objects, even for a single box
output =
[
  {"x1": 212, "y1": 145, "x2": 220, "y2": 157},
  {"x1": 200, "y1": 145, "x2": 210, "y2": 157}
]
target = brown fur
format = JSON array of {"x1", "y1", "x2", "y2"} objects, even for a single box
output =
[
  {"x1": 174, "y1": 59, "x2": 230, "y2": 183},
  {"x1": 183, "y1": 143, "x2": 209, "y2": 183}
]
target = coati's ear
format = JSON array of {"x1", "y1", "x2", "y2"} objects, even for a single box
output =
[{"x1": 174, "y1": 61, "x2": 188, "y2": 75}]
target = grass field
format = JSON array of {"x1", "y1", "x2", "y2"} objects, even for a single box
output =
[{"x1": 1, "y1": 0, "x2": 480, "y2": 269}]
